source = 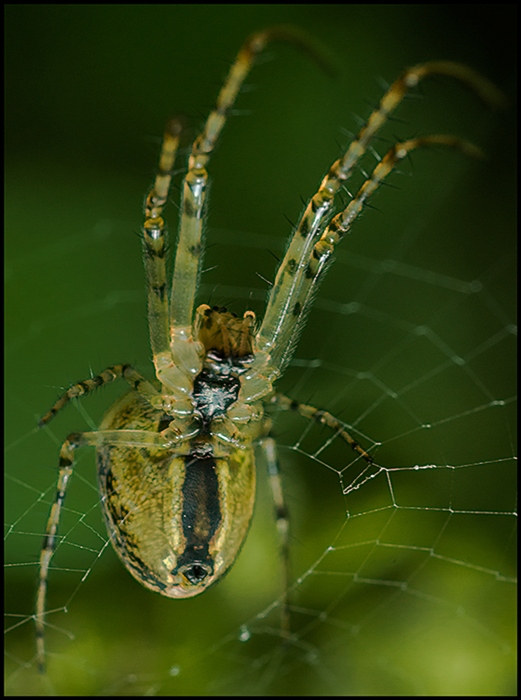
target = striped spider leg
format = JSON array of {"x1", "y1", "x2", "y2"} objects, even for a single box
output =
[
  {"x1": 36, "y1": 26, "x2": 503, "y2": 673},
  {"x1": 253, "y1": 61, "x2": 505, "y2": 377}
]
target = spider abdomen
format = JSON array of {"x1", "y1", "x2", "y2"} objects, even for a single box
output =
[{"x1": 96, "y1": 391, "x2": 256, "y2": 598}]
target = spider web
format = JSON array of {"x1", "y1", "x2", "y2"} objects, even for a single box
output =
[{"x1": 5, "y1": 7, "x2": 516, "y2": 696}]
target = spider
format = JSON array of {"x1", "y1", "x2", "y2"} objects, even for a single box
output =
[{"x1": 35, "y1": 26, "x2": 504, "y2": 672}]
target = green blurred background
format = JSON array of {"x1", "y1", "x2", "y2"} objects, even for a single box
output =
[{"x1": 5, "y1": 5, "x2": 516, "y2": 696}]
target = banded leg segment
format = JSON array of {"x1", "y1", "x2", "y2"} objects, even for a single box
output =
[
  {"x1": 36, "y1": 431, "x2": 79, "y2": 673},
  {"x1": 169, "y1": 27, "x2": 331, "y2": 334},
  {"x1": 263, "y1": 134, "x2": 482, "y2": 374},
  {"x1": 39, "y1": 364, "x2": 161, "y2": 427},
  {"x1": 142, "y1": 119, "x2": 183, "y2": 367},
  {"x1": 261, "y1": 436, "x2": 291, "y2": 635},
  {"x1": 35, "y1": 427, "x2": 171, "y2": 673},
  {"x1": 256, "y1": 62, "x2": 504, "y2": 370},
  {"x1": 170, "y1": 29, "x2": 271, "y2": 332},
  {"x1": 271, "y1": 393, "x2": 377, "y2": 466},
  {"x1": 263, "y1": 392, "x2": 382, "y2": 636}
]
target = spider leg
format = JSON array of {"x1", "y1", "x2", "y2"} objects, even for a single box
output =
[
  {"x1": 168, "y1": 29, "x2": 279, "y2": 338},
  {"x1": 256, "y1": 63, "x2": 504, "y2": 372},
  {"x1": 260, "y1": 436, "x2": 291, "y2": 635},
  {"x1": 257, "y1": 134, "x2": 482, "y2": 376},
  {"x1": 271, "y1": 393, "x2": 378, "y2": 467},
  {"x1": 39, "y1": 364, "x2": 161, "y2": 427},
  {"x1": 142, "y1": 119, "x2": 201, "y2": 401},
  {"x1": 36, "y1": 427, "x2": 172, "y2": 672},
  {"x1": 282, "y1": 135, "x2": 484, "y2": 371},
  {"x1": 143, "y1": 118, "x2": 183, "y2": 367},
  {"x1": 261, "y1": 391, "x2": 382, "y2": 637},
  {"x1": 272, "y1": 392, "x2": 386, "y2": 502},
  {"x1": 167, "y1": 28, "x2": 330, "y2": 356}
]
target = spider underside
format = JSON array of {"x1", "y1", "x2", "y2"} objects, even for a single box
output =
[{"x1": 35, "y1": 26, "x2": 503, "y2": 673}]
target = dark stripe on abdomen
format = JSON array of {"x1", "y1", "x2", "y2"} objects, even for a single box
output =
[{"x1": 173, "y1": 453, "x2": 221, "y2": 579}]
